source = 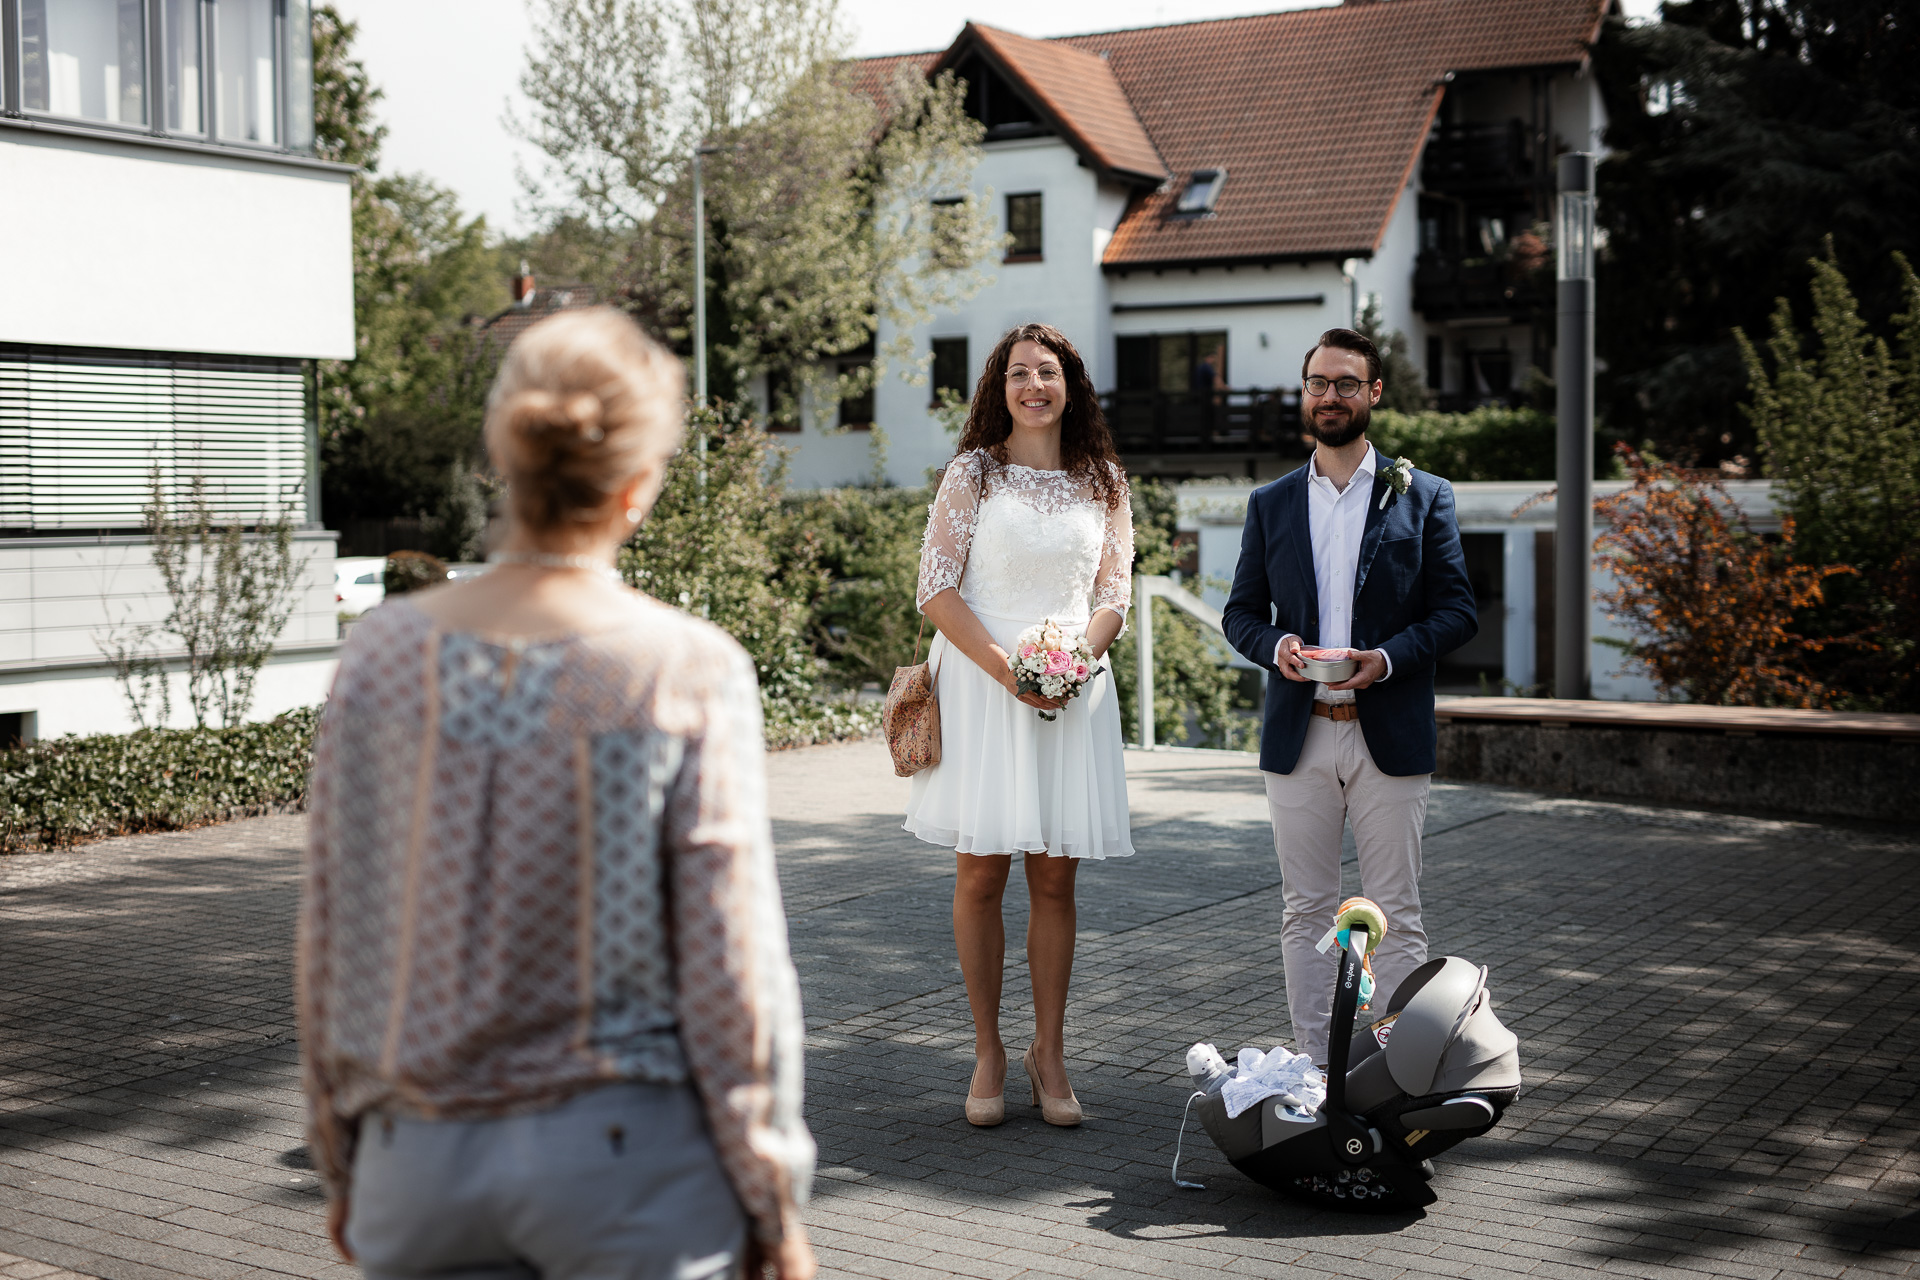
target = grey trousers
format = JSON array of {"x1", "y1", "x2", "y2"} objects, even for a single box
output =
[
  {"x1": 1263, "y1": 713, "x2": 1431, "y2": 1067},
  {"x1": 347, "y1": 1082, "x2": 748, "y2": 1280}
]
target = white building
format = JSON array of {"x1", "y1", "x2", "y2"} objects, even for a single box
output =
[
  {"x1": 1, "y1": 0, "x2": 353, "y2": 743},
  {"x1": 781, "y1": 0, "x2": 1613, "y2": 489}
]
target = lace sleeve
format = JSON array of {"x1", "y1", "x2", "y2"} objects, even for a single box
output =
[
  {"x1": 916, "y1": 451, "x2": 986, "y2": 611},
  {"x1": 1092, "y1": 469, "x2": 1134, "y2": 622}
]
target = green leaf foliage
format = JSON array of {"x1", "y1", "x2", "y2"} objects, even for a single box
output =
[
  {"x1": 311, "y1": 7, "x2": 515, "y2": 554},
  {"x1": 782, "y1": 483, "x2": 933, "y2": 687},
  {"x1": 1592, "y1": 0, "x2": 1920, "y2": 464},
  {"x1": 1369, "y1": 406, "x2": 1617, "y2": 482},
  {"x1": 1108, "y1": 480, "x2": 1259, "y2": 750},
  {"x1": 0, "y1": 709, "x2": 319, "y2": 853},
  {"x1": 1737, "y1": 248, "x2": 1920, "y2": 709},
  {"x1": 619, "y1": 405, "x2": 825, "y2": 705}
]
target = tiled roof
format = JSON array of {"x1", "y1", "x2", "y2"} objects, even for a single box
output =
[
  {"x1": 853, "y1": 0, "x2": 1608, "y2": 268},
  {"x1": 939, "y1": 25, "x2": 1167, "y2": 184},
  {"x1": 837, "y1": 50, "x2": 942, "y2": 117},
  {"x1": 479, "y1": 286, "x2": 602, "y2": 349}
]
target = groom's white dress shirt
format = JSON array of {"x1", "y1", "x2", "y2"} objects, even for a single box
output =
[{"x1": 1273, "y1": 445, "x2": 1393, "y2": 704}]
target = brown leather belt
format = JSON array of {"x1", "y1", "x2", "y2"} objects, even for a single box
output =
[{"x1": 1312, "y1": 702, "x2": 1360, "y2": 722}]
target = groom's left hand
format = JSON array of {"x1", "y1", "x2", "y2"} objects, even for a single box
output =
[{"x1": 1323, "y1": 649, "x2": 1388, "y2": 692}]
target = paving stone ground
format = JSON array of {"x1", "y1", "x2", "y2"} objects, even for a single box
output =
[{"x1": 2, "y1": 738, "x2": 1916, "y2": 1279}]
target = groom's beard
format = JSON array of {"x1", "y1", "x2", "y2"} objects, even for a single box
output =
[{"x1": 1303, "y1": 399, "x2": 1370, "y2": 449}]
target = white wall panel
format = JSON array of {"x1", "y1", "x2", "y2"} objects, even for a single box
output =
[{"x1": 0, "y1": 131, "x2": 353, "y2": 359}]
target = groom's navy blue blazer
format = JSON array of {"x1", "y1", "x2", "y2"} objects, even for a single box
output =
[{"x1": 1222, "y1": 459, "x2": 1477, "y2": 778}]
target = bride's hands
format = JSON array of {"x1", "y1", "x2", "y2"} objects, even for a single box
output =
[{"x1": 995, "y1": 654, "x2": 1066, "y2": 711}]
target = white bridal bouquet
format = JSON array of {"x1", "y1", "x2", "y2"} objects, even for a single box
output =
[{"x1": 1008, "y1": 620, "x2": 1100, "y2": 722}]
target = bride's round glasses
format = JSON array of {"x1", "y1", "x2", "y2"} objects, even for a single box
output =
[
  {"x1": 1005, "y1": 366, "x2": 1063, "y2": 387},
  {"x1": 1304, "y1": 376, "x2": 1368, "y2": 398}
]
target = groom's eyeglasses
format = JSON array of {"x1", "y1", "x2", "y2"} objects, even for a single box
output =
[{"x1": 1303, "y1": 376, "x2": 1369, "y2": 398}]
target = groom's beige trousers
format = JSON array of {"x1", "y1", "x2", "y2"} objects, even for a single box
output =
[{"x1": 1264, "y1": 710, "x2": 1430, "y2": 1067}]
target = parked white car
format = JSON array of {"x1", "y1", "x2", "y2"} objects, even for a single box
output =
[{"x1": 334, "y1": 557, "x2": 387, "y2": 617}]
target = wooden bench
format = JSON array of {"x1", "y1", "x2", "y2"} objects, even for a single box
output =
[{"x1": 1431, "y1": 698, "x2": 1918, "y2": 821}]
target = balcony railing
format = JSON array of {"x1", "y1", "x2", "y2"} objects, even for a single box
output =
[
  {"x1": 1413, "y1": 253, "x2": 1552, "y2": 321},
  {"x1": 1421, "y1": 121, "x2": 1538, "y2": 194},
  {"x1": 1100, "y1": 388, "x2": 1309, "y2": 457}
]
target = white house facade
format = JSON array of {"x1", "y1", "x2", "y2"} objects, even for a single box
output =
[
  {"x1": 1, "y1": 0, "x2": 353, "y2": 743},
  {"x1": 779, "y1": 0, "x2": 1612, "y2": 491}
]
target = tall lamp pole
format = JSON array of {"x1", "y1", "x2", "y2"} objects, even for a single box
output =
[
  {"x1": 1553, "y1": 152, "x2": 1596, "y2": 700},
  {"x1": 691, "y1": 144, "x2": 720, "y2": 498}
]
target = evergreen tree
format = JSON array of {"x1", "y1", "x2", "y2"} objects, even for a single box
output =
[
  {"x1": 1736, "y1": 249, "x2": 1920, "y2": 709},
  {"x1": 1592, "y1": 0, "x2": 1920, "y2": 465}
]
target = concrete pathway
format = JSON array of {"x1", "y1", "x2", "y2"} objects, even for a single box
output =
[{"x1": 1, "y1": 739, "x2": 1916, "y2": 1279}]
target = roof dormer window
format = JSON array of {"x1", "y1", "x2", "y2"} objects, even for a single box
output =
[{"x1": 1175, "y1": 168, "x2": 1226, "y2": 215}]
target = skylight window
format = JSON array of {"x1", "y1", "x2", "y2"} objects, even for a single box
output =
[{"x1": 1176, "y1": 169, "x2": 1227, "y2": 215}]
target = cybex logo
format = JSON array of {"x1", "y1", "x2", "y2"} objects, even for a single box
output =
[{"x1": 1344, "y1": 1137, "x2": 1365, "y2": 1156}]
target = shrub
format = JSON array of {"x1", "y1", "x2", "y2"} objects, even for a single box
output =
[
  {"x1": 0, "y1": 708, "x2": 318, "y2": 853},
  {"x1": 1594, "y1": 448, "x2": 1856, "y2": 708},
  {"x1": 620, "y1": 405, "x2": 824, "y2": 706},
  {"x1": 1369, "y1": 406, "x2": 1619, "y2": 482},
  {"x1": 783, "y1": 483, "x2": 933, "y2": 687},
  {"x1": 384, "y1": 549, "x2": 448, "y2": 595},
  {"x1": 1109, "y1": 479, "x2": 1259, "y2": 750},
  {"x1": 1737, "y1": 248, "x2": 1920, "y2": 710}
]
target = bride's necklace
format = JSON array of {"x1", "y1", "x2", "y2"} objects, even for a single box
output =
[{"x1": 485, "y1": 550, "x2": 622, "y2": 583}]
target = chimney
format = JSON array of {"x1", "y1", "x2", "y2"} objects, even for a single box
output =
[{"x1": 512, "y1": 260, "x2": 535, "y2": 307}]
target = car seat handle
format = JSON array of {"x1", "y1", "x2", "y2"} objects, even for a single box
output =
[{"x1": 1324, "y1": 924, "x2": 1369, "y2": 1114}]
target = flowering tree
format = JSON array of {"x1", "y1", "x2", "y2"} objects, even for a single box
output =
[{"x1": 1594, "y1": 448, "x2": 1855, "y2": 708}]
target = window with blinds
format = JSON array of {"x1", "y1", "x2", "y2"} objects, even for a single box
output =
[{"x1": 0, "y1": 348, "x2": 309, "y2": 533}]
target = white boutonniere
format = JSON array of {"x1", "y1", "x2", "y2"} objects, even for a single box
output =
[{"x1": 1378, "y1": 456, "x2": 1415, "y2": 510}]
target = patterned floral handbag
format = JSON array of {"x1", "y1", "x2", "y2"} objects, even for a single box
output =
[{"x1": 883, "y1": 619, "x2": 942, "y2": 778}]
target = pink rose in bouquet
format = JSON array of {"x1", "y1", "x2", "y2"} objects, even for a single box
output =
[{"x1": 1007, "y1": 620, "x2": 1102, "y2": 721}]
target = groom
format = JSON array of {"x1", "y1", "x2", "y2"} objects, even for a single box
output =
[{"x1": 1222, "y1": 328, "x2": 1477, "y2": 1068}]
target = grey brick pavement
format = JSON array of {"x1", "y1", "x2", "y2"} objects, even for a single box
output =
[{"x1": 2, "y1": 739, "x2": 1916, "y2": 1279}]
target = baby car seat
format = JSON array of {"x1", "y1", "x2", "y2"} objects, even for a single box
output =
[{"x1": 1188, "y1": 925, "x2": 1522, "y2": 1210}]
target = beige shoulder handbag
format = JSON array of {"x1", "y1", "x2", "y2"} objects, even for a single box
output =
[{"x1": 882, "y1": 618, "x2": 942, "y2": 778}]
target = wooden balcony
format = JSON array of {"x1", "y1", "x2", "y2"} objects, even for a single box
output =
[{"x1": 1100, "y1": 388, "x2": 1310, "y2": 458}]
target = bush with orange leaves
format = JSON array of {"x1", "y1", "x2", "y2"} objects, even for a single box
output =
[{"x1": 1594, "y1": 447, "x2": 1856, "y2": 708}]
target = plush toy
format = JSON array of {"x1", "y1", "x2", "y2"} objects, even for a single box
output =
[{"x1": 1321, "y1": 897, "x2": 1389, "y2": 1011}]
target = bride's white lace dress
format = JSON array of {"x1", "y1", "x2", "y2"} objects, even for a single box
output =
[{"x1": 904, "y1": 449, "x2": 1135, "y2": 859}]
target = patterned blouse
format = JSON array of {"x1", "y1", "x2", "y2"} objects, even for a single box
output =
[{"x1": 299, "y1": 597, "x2": 813, "y2": 1245}]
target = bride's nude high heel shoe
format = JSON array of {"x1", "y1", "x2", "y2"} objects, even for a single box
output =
[
  {"x1": 965, "y1": 1055, "x2": 1006, "y2": 1127},
  {"x1": 1023, "y1": 1045, "x2": 1082, "y2": 1127}
]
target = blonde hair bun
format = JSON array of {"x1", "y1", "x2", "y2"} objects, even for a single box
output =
[{"x1": 484, "y1": 309, "x2": 686, "y2": 530}]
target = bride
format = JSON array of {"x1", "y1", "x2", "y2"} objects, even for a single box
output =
[{"x1": 906, "y1": 323, "x2": 1134, "y2": 1129}]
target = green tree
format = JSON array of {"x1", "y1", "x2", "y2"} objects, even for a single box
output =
[
  {"x1": 1592, "y1": 0, "x2": 1920, "y2": 464},
  {"x1": 1356, "y1": 296, "x2": 1431, "y2": 414},
  {"x1": 1736, "y1": 249, "x2": 1920, "y2": 708},
  {"x1": 516, "y1": 0, "x2": 999, "y2": 430},
  {"x1": 311, "y1": 6, "x2": 514, "y2": 555}
]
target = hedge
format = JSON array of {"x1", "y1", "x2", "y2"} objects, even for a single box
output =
[
  {"x1": 0, "y1": 695, "x2": 878, "y2": 855},
  {"x1": 1, "y1": 707, "x2": 319, "y2": 853}
]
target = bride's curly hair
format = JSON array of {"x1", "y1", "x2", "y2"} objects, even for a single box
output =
[{"x1": 954, "y1": 323, "x2": 1126, "y2": 511}]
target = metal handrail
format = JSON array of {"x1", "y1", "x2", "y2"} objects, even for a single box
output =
[{"x1": 1134, "y1": 573, "x2": 1224, "y2": 750}]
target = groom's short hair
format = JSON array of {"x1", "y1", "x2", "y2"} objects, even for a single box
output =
[{"x1": 1302, "y1": 328, "x2": 1382, "y2": 385}]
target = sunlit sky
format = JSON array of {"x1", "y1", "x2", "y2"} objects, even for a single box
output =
[{"x1": 331, "y1": 0, "x2": 1663, "y2": 239}]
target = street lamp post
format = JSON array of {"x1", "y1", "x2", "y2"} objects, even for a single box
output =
[
  {"x1": 1553, "y1": 152, "x2": 1596, "y2": 700},
  {"x1": 691, "y1": 144, "x2": 721, "y2": 499}
]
